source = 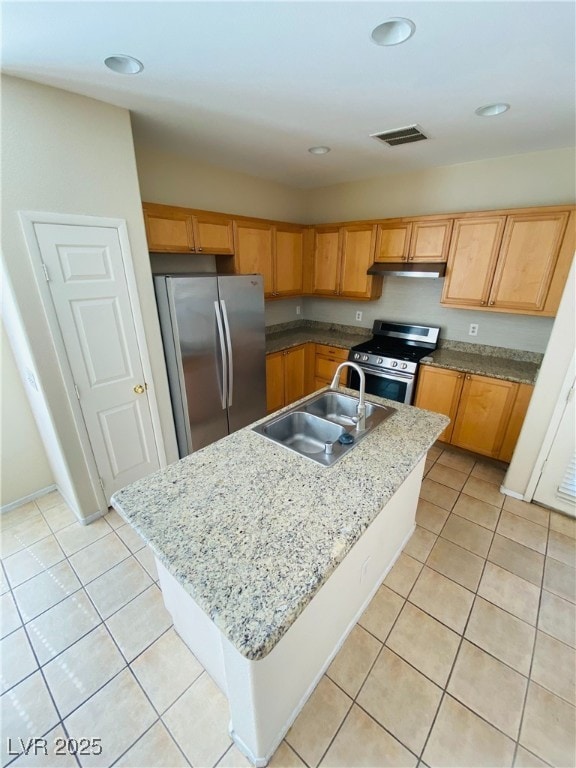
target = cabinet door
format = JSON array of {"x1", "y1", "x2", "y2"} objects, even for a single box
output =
[
  {"x1": 192, "y1": 213, "x2": 234, "y2": 254},
  {"x1": 144, "y1": 208, "x2": 194, "y2": 252},
  {"x1": 274, "y1": 226, "x2": 303, "y2": 296},
  {"x1": 441, "y1": 217, "x2": 506, "y2": 307},
  {"x1": 312, "y1": 228, "x2": 341, "y2": 295},
  {"x1": 409, "y1": 220, "x2": 453, "y2": 262},
  {"x1": 339, "y1": 225, "x2": 377, "y2": 298},
  {"x1": 234, "y1": 221, "x2": 274, "y2": 296},
  {"x1": 498, "y1": 383, "x2": 534, "y2": 462},
  {"x1": 284, "y1": 346, "x2": 307, "y2": 405},
  {"x1": 451, "y1": 374, "x2": 517, "y2": 458},
  {"x1": 265, "y1": 352, "x2": 285, "y2": 413},
  {"x1": 488, "y1": 212, "x2": 570, "y2": 311},
  {"x1": 374, "y1": 223, "x2": 412, "y2": 262},
  {"x1": 414, "y1": 366, "x2": 463, "y2": 442}
]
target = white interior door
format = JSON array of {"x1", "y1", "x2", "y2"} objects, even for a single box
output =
[
  {"x1": 533, "y1": 379, "x2": 576, "y2": 517},
  {"x1": 34, "y1": 223, "x2": 160, "y2": 500}
]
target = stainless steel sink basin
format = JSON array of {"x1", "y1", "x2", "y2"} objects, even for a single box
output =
[
  {"x1": 304, "y1": 391, "x2": 395, "y2": 430},
  {"x1": 252, "y1": 391, "x2": 396, "y2": 467},
  {"x1": 258, "y1": 411, "x2": 345, "y2": 453}
]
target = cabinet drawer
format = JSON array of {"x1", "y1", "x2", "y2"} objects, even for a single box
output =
[{"x1": 315, "y1": 344, "x2": 348, "y2": 360}]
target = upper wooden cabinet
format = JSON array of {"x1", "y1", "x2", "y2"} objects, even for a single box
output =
[
  {"x1": 375, "y1": 219, "x2": 453, "y2": 263},
  {"x1": 273, "y1": 225, "x2": 303, "y2": 297},
  {"x1": 143, "y1": 203, "x2": 234, "y2": 254},
  {"x1": 442, "y1": 210, "x2": 570, "y2": 314},
  {"x1": 234, "y1": 220, "x2": 303, "y2": 298},
  {"x1": 308, "y1": 224, "x2": 382, "y2": 300},
  {"x1": 233, "y1": 220, "x2": 274, "y2": 295}
]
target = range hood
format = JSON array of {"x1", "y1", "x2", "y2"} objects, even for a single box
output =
[{"x1": 367, "y1": 262, "x2": 447, "y2": 278}]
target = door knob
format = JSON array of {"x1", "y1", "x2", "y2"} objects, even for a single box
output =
[{"x1": 133, "y1": 384, "x2": 145, "y2": 394}]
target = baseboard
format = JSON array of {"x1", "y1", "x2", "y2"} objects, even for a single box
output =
[
  {"x1": 500, "y1": 486, "x2": 526, "y2": 500},
  {"x1": 1, "y1": 484, "x2": 57, "y2": 514},
  {"x1": 79, "y1": 508, "x2": 107, "y2": 526}
]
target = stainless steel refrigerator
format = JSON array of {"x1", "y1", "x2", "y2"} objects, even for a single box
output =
[{"x1": 154, "y1": 274, "x2": 266, "y2": 458}]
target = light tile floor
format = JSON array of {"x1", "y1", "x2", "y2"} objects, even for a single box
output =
[{"x1": 1, "y1": 446, "x2": 575, "y2": 768}]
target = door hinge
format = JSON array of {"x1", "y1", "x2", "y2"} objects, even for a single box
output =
[
  {"x1": 41, "y1": 262, "x2": 50, "y2": 282},
  {"x1": 73, "y1": 382, "x2": 81, "y2": 400},
  {"x1": 98, "y1": 476, "x2": 105, "y2": 492},
  {"x1": 567, "y1": 385, "x2": 575, "y2": 403}
]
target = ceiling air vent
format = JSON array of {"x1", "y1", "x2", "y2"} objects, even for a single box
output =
[{"x1": 370, "y1": 124, "x2": 428, "y2": 147}]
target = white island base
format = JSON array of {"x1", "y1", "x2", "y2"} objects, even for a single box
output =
[{"x1": 156, "y1": 457, "x2": 424, "y2": 766}]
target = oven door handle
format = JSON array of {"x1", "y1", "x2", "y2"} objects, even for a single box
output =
[{"x1": 355, "y1": 366, "x2": 414, "y2": 381}]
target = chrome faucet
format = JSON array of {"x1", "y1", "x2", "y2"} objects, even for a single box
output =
[{"x1": 330, "y1": 361, "x2": 366, "y2": 431}]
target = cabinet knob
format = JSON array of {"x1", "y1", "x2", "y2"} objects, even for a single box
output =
[
  {"x1": 408, "y1": 256, "x2": 414, "y2": 261},
  {"x1": 489, "y1": 300, "x2": 495, "y2": 306},
  {"x1": 481, "y1": 300, "x2": 486, "y2": 305},
  {"x1": 457, "y1": 374, "x2": 463, "y2": 378},
  {"x1": 466, "y1": 375, "x2": 471, "y2": 380},
  {"x1": 197, "y1": 247, "x2": 203, "y2": 252}
]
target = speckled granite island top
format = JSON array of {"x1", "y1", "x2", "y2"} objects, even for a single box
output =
[{"x1": 111, "y1": 389, "x2": 448, "y2": 661}]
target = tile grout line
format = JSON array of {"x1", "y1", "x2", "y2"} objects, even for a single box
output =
[
  {"x1": 415, "y1": 468, "x2": 509, "y2": 763},
  {"x1": 511, "y1": 512, "x2": 552, "y2": 767}
]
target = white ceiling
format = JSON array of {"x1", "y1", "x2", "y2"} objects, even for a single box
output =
[{"x1": 2, "y1": 1, "x2": 575, "y2": 189}]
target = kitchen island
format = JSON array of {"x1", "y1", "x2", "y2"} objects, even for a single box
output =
[{"x1": 111, "y1": 387, "x2": 448, "y2": 766}]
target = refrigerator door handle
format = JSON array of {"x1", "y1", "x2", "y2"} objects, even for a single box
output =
[
  {"x1": 214, "y1": 300, "x2": 228, "y2": 409},
  {"x1": 220, "y1": 299, "x2": 234, "y2": 407}
]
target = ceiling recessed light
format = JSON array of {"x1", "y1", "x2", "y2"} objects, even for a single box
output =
[
  {"x1": 371, "y1": 18, "x2": 416, "y2": 47},
  {"x1": 308, "y1": 146, "x2": 331, "y2": 155},
  {"x1": 104, "y1": 55, "x2": 144, "y2": 75},
  {"x1": 475, "y1": 103, "x2": 510, "y2": 117}
]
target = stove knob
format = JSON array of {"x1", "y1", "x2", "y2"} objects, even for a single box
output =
[
  {"x1": 362, "y1": 355, "x2": 369, "y2": 362},
  {"x1": 391, "y1": 361, "x2": 398, "y2": 368},
  {"x1": 376, "y1": 357, "x2": 383, "y2": 364},
  {"x1": 354, "y1": 353, "x2": 361, "y2": 360},
  {"x1": 401, "y1": 363, "x2": 408, "y2": 370}
]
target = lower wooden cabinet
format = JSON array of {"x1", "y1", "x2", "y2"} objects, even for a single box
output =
[
  {"x1": 414, "y1": 365, "x2": 533, "y2": 460},
  {"x1": 314, "y1": 344, "x2": 348, "y2": 390},
  {"x1": 266, "y1": 343, "x2": 350, "y2": 413},
  {"x1": 265, "y1": 345, "x2": 308, "y2": 413}
]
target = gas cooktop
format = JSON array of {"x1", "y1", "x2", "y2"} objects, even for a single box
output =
[{"x1": 348, "y1": 321, "x2": 440, "y2": 374}]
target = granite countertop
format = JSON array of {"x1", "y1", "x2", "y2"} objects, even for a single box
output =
[
  {"x1": 421, "y1": 343, "x2": 542, "y2": 385},
  {"x1": 111, "y1": 388, "x2": 448, "y2": 662},
  {"x1": 266, "y1": 322, "x2": 370, "y2": 354},
  {"x1": 266, "y1": 323, "x2": 542, "y2": 386}
]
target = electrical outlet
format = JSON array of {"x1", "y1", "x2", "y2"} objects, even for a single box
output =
[
  {"x1": 355, "y1": 311, "x2": 363, "y2": 322},
  {"x1": 469, "y1": 323, "x2": 479, "y2": 337},
  {"x1": 296, "y1": 305, "x2": 301, "y2": 315}
]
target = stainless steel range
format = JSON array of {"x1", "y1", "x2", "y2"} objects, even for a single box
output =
[{"x1": 347, "y1": 320, "x2": 440, "y2": 404}]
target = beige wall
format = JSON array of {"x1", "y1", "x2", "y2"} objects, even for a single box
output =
[
  {"x1": 1, "y1": 76, "x2": 177, "y2": 519},
  {"x1": 134, "y1": 144, "x2": 306, "y2": 222},
  {"x1": 305, "y1": 148, "x2": 576, "y2": 223},
  {"x1": 1, "y1": 324, "x2": 53, "y2": 507}
]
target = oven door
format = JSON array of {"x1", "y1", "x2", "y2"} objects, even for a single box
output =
[{"x1": 348, "y1": 365, "x2": 415, "y2": 405}]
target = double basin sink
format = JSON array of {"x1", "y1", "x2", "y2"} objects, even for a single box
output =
[{"x1": 253, "y1": 391, "x2": 396, "y2": 467}]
